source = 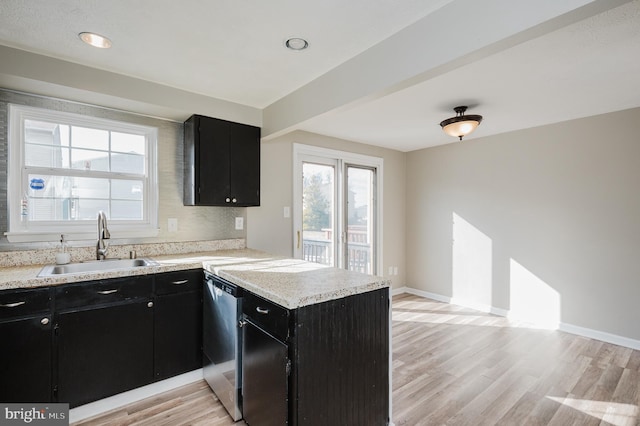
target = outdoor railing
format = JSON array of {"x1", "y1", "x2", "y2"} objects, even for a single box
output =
[{"x1": 302, "y1": 238, "x2": 371, "y2": 274}]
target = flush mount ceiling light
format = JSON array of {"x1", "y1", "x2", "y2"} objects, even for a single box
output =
[
  {"x1": 439, "y1": 106, "x2": 483, "y2": 140},
  {"x1": 78, "y1": 32, "x2": 112, "y2": 49},
  {"x1": 285, "y1": 37, "x2": 309, "y2": 51}
]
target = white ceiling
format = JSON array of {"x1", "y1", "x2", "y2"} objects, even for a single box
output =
[
  {"x1": 0, "y1": 0, "x2": 452, "y2": 107},
  {"x1": 1, "y1": 0, "x2": 639, "y2": 152}
]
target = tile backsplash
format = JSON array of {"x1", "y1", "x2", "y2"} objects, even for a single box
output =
[{"x1": 0, "y1": 238, "x2": 246, "y2": 268}]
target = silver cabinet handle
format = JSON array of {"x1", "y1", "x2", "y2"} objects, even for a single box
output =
[
  {"x1": 225, "y1": 198, "x2": 231, "y2": 203},
  {"x1": 232, "y1": 198, "x2": 237, "y2": 203},
  {"x1": 238, "y1": 320, "x2": 247, "y2": 328},
  {"x1": 97, "y1": 289, "x2": 118, "y2": 295},
  {"x1": 0, "y1": 301, "x2": 26, "y2": 308},
  {"x1": 256, "y1": 307, "x2": 269, "y2": 315},
  {"x1": 171, "y1": 280, "x2": 188, "y2": 285},
  {"x1": 41, "y1": 318, "x2": 49, "y2": 325},
  {"x1": 147, "y1": 301, "x2": 154, "y2": 308}
]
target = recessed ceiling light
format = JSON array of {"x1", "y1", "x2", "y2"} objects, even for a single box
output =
[
  {"x1": 285, "y1": 37, "x2": 308, "y2": 51},
  {"x1": 79, "y1": 32, "x2": 112, "y2": 49}
]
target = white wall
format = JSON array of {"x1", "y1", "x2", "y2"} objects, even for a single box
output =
[
  {"x1": 406, "y1": 107, "x2": 640, "y2": 341},
  {"x1": 247, "y1": 131, "x2": 406, "y2": 289}
]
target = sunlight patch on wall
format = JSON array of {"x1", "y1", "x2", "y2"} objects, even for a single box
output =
[
  {"x1": 452, "y1": 213, "x2": 492, "y2": 310},
  {"x1": 546, "y1": 396, "x2": 638, "y2": 426},
  {"x1": 509, "y1": 259, "x2": 560, "y2": 329}
]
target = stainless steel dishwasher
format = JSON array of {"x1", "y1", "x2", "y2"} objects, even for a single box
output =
[{"x1": 203, "y1": 271, "x2": 243, "y2": 421}]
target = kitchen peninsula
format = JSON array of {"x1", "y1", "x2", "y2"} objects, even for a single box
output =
[{"x1": 0, "y1": 242, "x2": 391, "y2": 426}]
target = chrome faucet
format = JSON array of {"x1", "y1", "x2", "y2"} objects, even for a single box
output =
[{"x1": 96, "y1": 211, "x2": 111, "y2": 260}]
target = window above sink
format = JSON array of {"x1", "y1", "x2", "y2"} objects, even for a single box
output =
[{"x1": 6, "y1": 104, "x2": 159, "y2": 243}]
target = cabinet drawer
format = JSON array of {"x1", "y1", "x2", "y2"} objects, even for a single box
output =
[
  {"x1": 55, "y1": 276, "x2": 153, "y2": 310},
  {"x1": 0, "y1": 287, "x2": 51, "y2": 320},
  {"x1": 243, "y1": 291, "x2": 289, "y2": 343},
  {"x1": 155, "y1": 269, "x2": 202, "y2": 295}
]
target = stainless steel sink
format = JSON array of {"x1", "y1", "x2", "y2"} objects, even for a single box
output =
[{"x1": 38, "y1": 258, "x2": 159, "y2": 277}]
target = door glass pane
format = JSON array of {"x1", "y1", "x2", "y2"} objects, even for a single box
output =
[
  {"x1": 346, "y1": 166, "x2": 374, "y2": 274},
  {"x1": 302, "y1": 162, "x2": 335, "y2": 266}
]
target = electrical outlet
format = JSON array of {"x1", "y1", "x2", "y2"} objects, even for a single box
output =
[
  {"x1": 235, "y1": 217, "x2": 244, "y2": 230},
  {"x1": 388, "y1": 266, "x2": 393, "y2": 276},
  {"x1": 284, "y1": 206, "x2": 290, "y2": 218},
  {"x1": 393, "y1": 266, "x2": 399, "y2": 276},
  {"x1": 168, "y1": 218, "x2": 178, "y2": 232}
]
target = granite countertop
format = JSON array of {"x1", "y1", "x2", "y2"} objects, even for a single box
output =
[{"x1": 0, "y1": 249, "x2": 390, "y2": 309}]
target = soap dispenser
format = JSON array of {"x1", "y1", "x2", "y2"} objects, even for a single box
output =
[{"x1": 55, "y1": 234, "x2": 71, "y2": 265}]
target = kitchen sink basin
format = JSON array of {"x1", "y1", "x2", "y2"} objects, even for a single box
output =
[{"x1": 38, "y1": 258, "x2": 159, "y2": 277}]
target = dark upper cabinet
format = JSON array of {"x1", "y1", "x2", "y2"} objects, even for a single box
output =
[
  {"x1": 184, "y1": 114, "x2": 260, "y2": 206},
  {"x1": 0, "y1": 287, "x2": 53, "y2": 403}
]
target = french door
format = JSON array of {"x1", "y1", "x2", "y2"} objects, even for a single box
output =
[{"x1": 293, "y1": 144, "x2": 382, "y2": 275}]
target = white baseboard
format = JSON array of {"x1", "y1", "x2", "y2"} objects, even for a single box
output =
[
  {"x1": 69, "y1": 369, "x2": 204, "y2": 423},
  {"x1": 391, "y1": 286, "x2": 410, "y2": 296},
  {"x1": 398, "y1": 287, "x2": 508, "y2": 316},
  {"x1": 559, "y1": 322, "x2": 640, "y2": 351},
  {"x1": 396, "y1": 288, "x2": 640, "y2": 351}
]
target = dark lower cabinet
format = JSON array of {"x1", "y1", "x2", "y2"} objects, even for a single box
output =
[
  {"x1": 54, "y1": 275, "x2": 155, "y2": 408},
  {"x1": 154, "y1": 270, "x2": 203, "y2": 380},
  {"x1": 0, "y1": 287, "x2": 52, "y2": 402},
  {"x1": 56, "y1": 301, "x2": 154, "y2": 407},
  {"x1": 241, "y1": 287, "x2": 390, "y2": 426},
  {"x1": 1, "y1": 271, "x2": 206, "y2": 409},
  {"x1": 292, "y1": 288, "x2": 390, "y2": 425},
  {"x1": 242, "y1": 320, "x2": 289, "y2": 426}
]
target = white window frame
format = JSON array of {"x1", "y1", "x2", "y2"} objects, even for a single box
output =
[
  {"x1": 292, "y1": 143, "x2": 383, "y2": 277},
  {"x1": 6, "y1": 104, "x2": 159, "y2": 243}
]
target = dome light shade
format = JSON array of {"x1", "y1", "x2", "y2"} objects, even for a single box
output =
[{"x1": 439, "y1": 106, "x2": 483, "y2": 140}]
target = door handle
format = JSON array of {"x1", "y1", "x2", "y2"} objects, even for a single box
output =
[
  {"x1": 256, "y1": 307, "x2": 270, "y2": 315},
  {"x1": 297, "y1": 231, "x2": 301, "y2": 249},
  {"x1": 0, "y1": 301, "x2": 26, "y2": 308},
  {"x1": 171, "y1": 279, "x2": 189, "y2": 285},
  {"x1": 97, "y1": 289, "x2": 118, "y2": 295}
]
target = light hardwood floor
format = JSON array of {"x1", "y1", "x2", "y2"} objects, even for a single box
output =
[{"x1": 74, "y1": 293, "x2": 640, "y2": 425}]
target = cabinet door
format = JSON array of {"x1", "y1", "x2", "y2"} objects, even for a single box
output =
[
  {"x1": 197, "y1": 116, "x2": 231, "y2": 205},
  {"x1": 56, "y1": 301, "x2": 154, "y2": 407},
  {"x1": 154, "y1": 290, "x2": 202, "y2": 380},
  {"x1": 242, "y1": 320, "x2": 288, "y2": 426},
  {"x1": 0, "y1": 316, "x2": 52, "y2": 402},
  {"x1": 0, "y1": 287, "x2": 52, "y2": 403},
  {"x1": 229, "y1": 122, "x2": 260, "y2": 206},
  {"x1": 185, "y1": 114, "x2": 260, "y2": 206}
]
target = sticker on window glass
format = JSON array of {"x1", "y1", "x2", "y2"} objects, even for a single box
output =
[{"x1": 29, "y1": 178, "x2": 45, "y2": 190}]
